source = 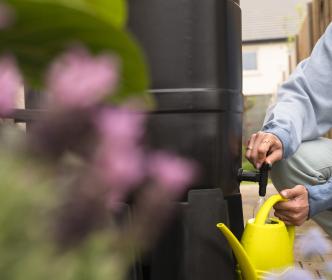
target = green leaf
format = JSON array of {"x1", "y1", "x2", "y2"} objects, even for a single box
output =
[
  {"x1": 39, "y1": 0, "x2": 128, "y2": 28},
  {"x1": 1, "y1": 0, "x2": 150, "y2": 103},
  {"x1": 82, "y1": 0, "x2": 127, "y2": 28}
]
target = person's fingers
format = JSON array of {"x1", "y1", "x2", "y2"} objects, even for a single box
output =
[
  {"x1": 274, "y1": 185, "x2": 309, "y2": 226},
  {"x1": 280, "y1": 185, "x2": 307, "y2": 200},
  {"x1": 245, "y1": 132, "x2": 283, "y2": 169},
  {"x1": 274, "y1": 200, "x2": 306, "y2": 212},
  {"x1": 250, "y1": 132, "x2": 266, "y2": 168},
  {"x1": 275, "y1": 209, "x2": 293, "y2": 217},
  {"x1": 275, "y1": 209, "x2": 307, "y2": 226},
  {"x1": 250, "y1": 132, "x2": 269, "y2": 169},
  {"x1": 273, "y1": 201, "x2": 294, "y2": 211},
  {"x1": 283, "y1": 220, "x2": 293, "y2": 226},
  {"x1": 265, "y1": 148, "x2": 283, "y2": 165},
  {"x1": 274, "y1": 200, "x2": 307, "y2": 213},
  {"x1": 275, "y1": 209, "x2": 302, "y2": 219},
  {"x1": 274, "y1": 211, "x2": 291, "y2": 223},
  {"x1": 256, "y1": 137, "x2": 275, "y2": 169},
  {"x1": 265, "y1": 134, "x2": 283, "y2": 164},
  {"x1": 245, "y1": 133, "x2": 256, "y2": 160},
  {"x1": 258, "y1": 133, "x2": 283, "y2": 166}
]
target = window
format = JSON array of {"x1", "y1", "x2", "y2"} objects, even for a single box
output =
[{"x1": 243, "y1": 51, "x2": 257, "y2": 71}]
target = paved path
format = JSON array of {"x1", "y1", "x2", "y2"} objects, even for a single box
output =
[{"x1": 241, "y1": 183, "x2": 332, "y2": 279}]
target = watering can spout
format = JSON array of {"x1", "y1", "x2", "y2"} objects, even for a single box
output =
[{"x1": 216, "y1": 223, "x2": 257, "y2": 280}]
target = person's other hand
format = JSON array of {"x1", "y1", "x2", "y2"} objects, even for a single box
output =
[
  {"x1": 245, "y1": 131, "x2": 283, "y2": 169},
  {"x1": 273, "y1": 185, "x2": 309, "y2": 226}
]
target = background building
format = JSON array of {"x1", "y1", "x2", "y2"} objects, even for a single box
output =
[{"x1": 241, "y1": 0, "x2": 311, "y2": 142}]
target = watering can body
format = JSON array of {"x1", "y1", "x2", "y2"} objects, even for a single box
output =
[{"x1": 217, "y1": 194, "x2": 295, "y2": 279}]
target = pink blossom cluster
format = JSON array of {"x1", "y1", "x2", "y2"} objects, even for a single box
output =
[
  {"x1": 0, "y1": 3, "x2": 14, "y2": 29},
  {"x1": 46, "y1": 47, "x2": 118, "y2": 108},
  {"x1": 45, "y1": 48, "x2": 196, "y2": 206},
  {"x1": 265, "y1": 267, "x2": 314, "y2": 280},
  {"x1": 0, "y1": 46, "x2": 117, "y2": 116},
  {"x1": 148, "y1": 151, "x2": 197, "y2": 195},
  {"x1": 93, "y1": 107, "x2": 146, "y2": 204},
  {"x1": 0, "y1": 3, "x2": 19, "y2": 116},
  {"x1": 0, "y1": 45, "x2": 197, "y2": 209},
  {"x1": 0, "y1": 56, "x2": 21, "y2": 116},
  {"x1": 298, "y1": 228, "x2": 331, "y2": 259},
  {"x1": 93, "y1": 107, "x2": 197, "y2": 207}
]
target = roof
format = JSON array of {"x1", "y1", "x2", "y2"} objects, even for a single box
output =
[{"x1": 241, "y1": 0, "x2": 311, "y2": 42}]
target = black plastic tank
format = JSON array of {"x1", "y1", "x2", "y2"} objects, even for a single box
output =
[{"x1": 128, "y1": 1, "x2": 243, "y2": 279}]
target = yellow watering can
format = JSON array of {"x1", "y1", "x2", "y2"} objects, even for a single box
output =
[{"x1": 217, "y1": 194, "x2": 295, "y2": 280}]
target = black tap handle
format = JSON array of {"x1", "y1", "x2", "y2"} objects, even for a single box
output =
[
  {"x1": 238, "y1": 163, "x2": 271, "y2": 196},
  {"x1": 258, "y1": 163, "x2": 271, "y2": 197},
  {"x1": 237, "y1": 168, "x2": 260, "y2": 182}
]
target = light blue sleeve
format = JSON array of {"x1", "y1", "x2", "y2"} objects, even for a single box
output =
[
  {"x1": 305, "y1": 181, "x2": 332, "y2": 217},
  {"x1": 262, "y1": 23, "x2": 332, "y2": 158}
]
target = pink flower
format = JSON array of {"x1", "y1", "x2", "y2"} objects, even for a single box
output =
[
  {"x1": 148, "y1": 151, "x2": 197, "y2": 195},
  {"x1": 265, "y1": 267, "x2": 314, "y2": 280},
  {"x1": 92, "y1": 107, "x2": 148, "y2": 207},
  {"x1": 46, "y1": 47, "x2": 118, "y2": 108},
  {"x1": 324, "y1": 261, "x2": 332, "y2": 276},
  {"x1": 96, "y1": 107, "x2": 146, "y2": 147},
  {"x1": 94, "y1": 145, "x2": 145, "y2": 207},
  {"x1": 298, "y1": 228, "x2": 331, "y2": 259},
  {"x1": 0, "y1": 3, "x2": 15, "y2": 29},
  {"x1": 0, "y1": 56, "x2": 22, "y2": 116},
  {"x1": 97, "y1": 147, "x2": 145, "y2": 187}
]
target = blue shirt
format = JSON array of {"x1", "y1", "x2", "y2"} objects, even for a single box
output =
[{"x1": 262, "y1": 23, "x2": 332, "y2": 217}]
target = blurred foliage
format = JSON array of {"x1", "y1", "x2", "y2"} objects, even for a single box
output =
[
  {"x1": 0, "y1": 1, "x2": 158, "y2": 279},
  {"x1": 0, "y1": 129, "x2": 128, "y2": 280},
  {"x1": 0, "y1": 0, "x2": 152, "y2": 105},
  {"x1": 243, "y1": 95, "x2": 256, "y2": 113}
]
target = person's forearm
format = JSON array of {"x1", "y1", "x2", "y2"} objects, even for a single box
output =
[
  {"x1": 262, "y1": 59, "x2": 320, "y2": 159},
  {"x1": 305, "y1": 179, "x2": 332, "y2": 217},
  {"x1": 262, "y1": 23, "x2": 332, "y2": 159}
]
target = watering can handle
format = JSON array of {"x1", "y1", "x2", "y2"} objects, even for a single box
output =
[
  {"x1": 254, "y1": 194, "x2": 285, "y2": 225},
  {"x1": 287, "y1": 223, "x2": 295, "y2": 245},
  {"x1": 255, "y1": 194, "x2": 296, "y2": 243}
]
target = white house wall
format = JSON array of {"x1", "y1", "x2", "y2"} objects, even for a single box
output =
[{"x1": 243, "y1": 42, "x2": 295, "y2": 96}]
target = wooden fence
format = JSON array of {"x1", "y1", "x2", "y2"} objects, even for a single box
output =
[
  {"x1": 295, "y1": 0, "x2": 332, "y2": 138},
  {"x1": 296, "y1": 0, "x2": 332, "y2": 63}
]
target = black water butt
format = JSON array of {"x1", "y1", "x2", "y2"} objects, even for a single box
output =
[{"x1": 128, "y1": 1, "x2": 243, "y2": 279}]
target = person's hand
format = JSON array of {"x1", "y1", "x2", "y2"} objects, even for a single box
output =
[
  {"x1": 273, "y1": 185, "x2": 309, "y2": 226},
  {"x1": 245, "y1": 131, "x2": 283, "y2": 169}
]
